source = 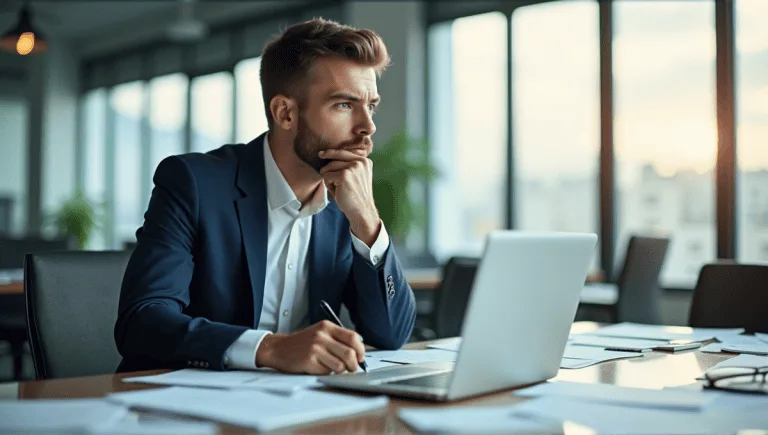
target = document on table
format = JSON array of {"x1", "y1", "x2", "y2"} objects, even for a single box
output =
[
  {"x1": 107, "y1": 386, "x2": 389, "y2": 432},
  {"x1": 562, "y1": 345, "x2": 643, "y2": 362},
  {"x1": 426, "y1": 338, "x2": 461, "y2": 352},
  {"x1": 0, "y1": 399, "x2": 129, "y2": 434},
  {"x1": 510, "y1": 396, "x2": 712, "y2": 435},
  {"x1": 700, "y1": 334, "x2": 768, "y2": 355},
  {"x1": 515, "y1": 381, "x2": 714, "y2": 410},
  {"x1": 590, "y1": 322, "x2": 744, "y2": 342},
  {"x1": 398, "y1": 405, "x2": 562, "y2": 434},
  {"x1": 124, "y1": 369, "x2": 320, "y2": 394},
  {"x1": 705, "y1": 353, "x2": 768, "y2": 371},
  {"x1": 366, "y1": 349, "x2": 458, "y2": 364},
  {"x1": 568, "y1": 335, "x2": 663, "y2": 352}
]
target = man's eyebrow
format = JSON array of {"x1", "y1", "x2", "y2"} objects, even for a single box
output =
[{"x1": 328, "y1": 93, "x2": 381, "y2": 104}]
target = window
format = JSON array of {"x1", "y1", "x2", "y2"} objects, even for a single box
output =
[
  {"x1": 110, "y1": 81, "x2": 145, "y2": 246},
  {"x1": 428, "y1": 12, "x2": 508, "y2": 259},
  {"x1": 191, "y1": 72, "x2": 233, "y2": 152},
  {"x1": 235, "y1": 57, "x2": 269, "y2": 143},
  {"x1": 81, "y1": 89, "x2": 107, "y2": 248},
  {"x1": 0, "y1": 98, "x2": 28, "y2": 235},
  {"x1": 512, "y1": 0, "x2": 600, "y2": 269},
  {"x1": 736, "y1": 0, "x2": 768, "y2": 263},
  {"x1": 613, "y1": 1, "x2": 716, "y2": 287},
  {"x1": 148, "y1": 74, "x2": 187, "y2": 187}
]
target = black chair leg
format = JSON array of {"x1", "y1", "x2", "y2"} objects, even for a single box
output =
[{"x1": 11, "y1": 341, "x2": 23, "y2": 380}]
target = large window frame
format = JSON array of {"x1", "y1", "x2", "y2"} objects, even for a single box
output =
[{"x1": 427, "y1": 0, "x2": 739, "y2": 289}]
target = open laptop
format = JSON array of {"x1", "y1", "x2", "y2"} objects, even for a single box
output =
[{"x1": 319, "y1": 231, "x2": 598, "y2": 401}]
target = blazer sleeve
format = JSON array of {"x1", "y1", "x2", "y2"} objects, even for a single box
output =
[
  {"x1": 114, "y1": 156, "x2": 248, "y2": 370},
  {"x1": 343, "y1": 244, "x2": 417, "y2": 350}
]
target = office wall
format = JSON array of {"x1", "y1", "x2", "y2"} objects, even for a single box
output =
[{"x1": 0, "y1": 97, "x2": 28, "y2": 235}]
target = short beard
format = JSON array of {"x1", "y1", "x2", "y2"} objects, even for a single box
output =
[{"x1": 293, "y1": 114, "x2": 332, "y2": 173}]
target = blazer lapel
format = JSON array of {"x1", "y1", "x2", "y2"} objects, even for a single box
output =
[
  {"x1": 308, "y1": 209, "x2": 338, "y2": 323},
  {"x1": 235, "y1": 134, "x2": 268, "y2": 328}
]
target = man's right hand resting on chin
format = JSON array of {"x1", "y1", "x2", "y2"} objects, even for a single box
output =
[{"x1": 256, "y1": 320, "x2": 367, "y2": 375}]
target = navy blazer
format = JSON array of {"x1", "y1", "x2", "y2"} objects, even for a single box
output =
[{"x1": 114, "y1": 134, "x2": 416, "y2": 372}]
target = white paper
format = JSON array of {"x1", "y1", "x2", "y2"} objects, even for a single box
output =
[
  {"x1": 569, "y1": 335, "x2": 662, "y2": 351},
  {"x1": 721, "y1": 342, "x2": 768, "y2": 356},
  {"x1": 427, "y1": 338, "x2": 461, "y2": 352},
  {"x1": 97, "y1": 419, "x2": 218, "y2": 435},
  {"x1": 365, "y1": 349, "x2": 457, "y2": 364},
  {"x1": 359, "y1": 359, "x2": 401, "y2": 372},
  {"x1": 756, "y1": 333, "x2": 768, "y2": 344},
  {"x1": 700, "y1": 343, "x2": 725, "y2": 353},
  {"x1": 0, "y1": 399, "x2": 129, "y2": 433},
  {"x1": 559, "y1": 357, "x2": 595, "y2": 369},
  {"x1": 398, "y1": 405, "x2": 562, "y2": 434},
  {"x1": 708, "y1": 354, "x2": 768, "y2": 371},
  {"x1": 592, "y1": 322, "x2": 744, "y2": 342},
  {"x1": 124, "y1": 369, "x2": 319, "y2": 394},
  {"x1": 562, "y1": 344, "x2": 643, "y2": 362},
  {"x1": 510, "y1": 396, "x2": 712, "y2": 435},
  {"x1": 515, "y1": 381, "x2": 714, "y2": 410},
  {"x1": 715, "y1": 333, "x2": 767, "y2": 346},
  {"x1": 107, "y1": 386, "x2": 388, "y2": 432}
]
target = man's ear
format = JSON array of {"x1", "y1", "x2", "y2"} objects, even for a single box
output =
[{"x1": 269, "y1": 95, "x2": 297, "y2": 130}]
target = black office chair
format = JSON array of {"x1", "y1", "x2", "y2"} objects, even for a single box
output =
[
  {"x1": 580, "y1": 236, "x2": 670, "y2": 324},
  {"x1": 24, "y1": 250, "x2": 132, "y2": 379},
  {"x1": 433, "y1": 256, "x2": 480, "y2": 338},
  {"x1": 0, "y1": 236, "x2": 72, "y2": 380},
  {"x1": 689, "y1": 263, "x2": 768, "y2": 333}
]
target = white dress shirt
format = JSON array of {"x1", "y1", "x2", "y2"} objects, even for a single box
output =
[{"x1": 223, "y1": 135, "x2": 390, "y2": 369}]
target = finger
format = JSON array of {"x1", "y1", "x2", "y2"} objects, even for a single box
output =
[
  {"x1": 319, "y1": 159, "x2": 357, "y2": 175},
  {"x1": 328, "y1": 327, "x2": 366, "y2": 364},
  {"x1": 315, "y1": 347, "x2": 348, "y2": 374},
  {"x1": 319, "y1": 149, "x2": 368, "y2": 162},
  {"x1": 324, "y1": 337, "x2": 361, "y2": 372},
  {"x1": 321, "y1": 170, "x2": 345, "y2": 188}
]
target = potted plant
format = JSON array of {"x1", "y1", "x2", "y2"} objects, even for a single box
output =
[
  {"x1": 370, "y1": 127, "x2": 438, "y2": 243},
  {"x1": 52, "y1": 191, "x2": 101, "y2": 249}
]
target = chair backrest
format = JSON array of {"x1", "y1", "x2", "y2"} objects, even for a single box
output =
[
  {"x1": 434, "y1": 256, "x2": 480, "y2": 338},
  {"x1": 689, "y1": 263, "x2": 768, "y2": 333},
  {"x1": 0, "y1": 236, "x2": 72, "y2": 269},
  {"x1": 25, "y1": 250, "x2": 132, "y2": 379},
  {"x1": 615, "y1": 236, "x2": 670, "y2": 324}
]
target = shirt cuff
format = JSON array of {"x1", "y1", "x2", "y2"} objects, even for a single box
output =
[
  {"x1": 223, "y1": 329, "x2": 271, "y2": 370},
  {"x1": 351, "y1": 221, "x2": 390, "y2": 268}
]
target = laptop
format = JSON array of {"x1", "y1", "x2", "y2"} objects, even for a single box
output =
[{"x1": 319, "y1": 231, "x2": 598, "y2": 401}]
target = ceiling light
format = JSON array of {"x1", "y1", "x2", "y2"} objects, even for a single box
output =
[{"x1": 0, "y1": 6, "x2": 48, "y2": 55}]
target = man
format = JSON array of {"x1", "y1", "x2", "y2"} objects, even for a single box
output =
[{"x1": 114, "y1": 18, "x2": 416, "y2": 375}]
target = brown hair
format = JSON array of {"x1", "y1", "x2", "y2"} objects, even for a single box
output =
[{"x1": 260, "y1": 18, "x2": 390, "y2": 129}]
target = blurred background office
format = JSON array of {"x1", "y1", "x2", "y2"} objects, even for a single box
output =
[{"x1": 0, "y1": 0, "x2": 766, "y2": 380}]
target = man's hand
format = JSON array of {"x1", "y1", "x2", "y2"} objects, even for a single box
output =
[
  {"x1": 318, "y1": 149, "x2": 381, "y2": 246},
  {"x1": 255, "y1": 320, "x2": 366, "y2": 375}
]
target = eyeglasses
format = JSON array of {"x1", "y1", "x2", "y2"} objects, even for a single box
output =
[{"x1": 703, "y1": 366, "x2": 768, "y2": 395}]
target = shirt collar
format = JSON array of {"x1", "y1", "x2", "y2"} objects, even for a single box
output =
[{"x1": 262, "y1": 134, "x2": 328, "y2": 216}]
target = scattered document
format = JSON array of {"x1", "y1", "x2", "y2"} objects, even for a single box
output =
[
  {"x1": 398, "y1": 405, "x2": 562, "y2": 434},
  {"x1": 510, "y1": 396, "x2": 712, "y2": 435},
  {"x1": 124, "y1": 369, "x2": 319, "y2": 394},
  {"x1": 515, "y1": 381, "x2": 714, "y2": 410},
  {"x1": 426, "y1": 338, "x2": 461, "y2": 352},
  {"x1": 715, "y1": 333, "x2": 767, "y2": 346},
  {"x1": 720, "y1": 342, "x2": 768, "y2": 356},
  {"x1": 559, "y1": 358, "x2": 596, "y2": 369},
  {"x1": 366, "y1": 349, "x2": 457, "y2": 364},
  {"x1": 591, "y1": 322, "x2": 744, "y2": 342},
  {"x1": 108, "y1": 386, "x2": 388, "y2": 432},
  {"x1": 569, "y1": 335, "x2": 662, "y2": 352},
  {"x1": 757, "y1": 333, "x2": 768, "y2": 344},
  {"x1": 0, "y1": 399, "x2": 129, "y2": 434},
  {"x1": 706, "y1": 353, "x2": 768, "y2": 371},
  {"x1": 360, "y1": 359, "x2": 402, "y2": 372},
  {"x1": 562, "y1": 345, "x2": 643, "y2": 362},
  {"x1": 97, "y1": 418, "x2": 217, "y2": 435}
]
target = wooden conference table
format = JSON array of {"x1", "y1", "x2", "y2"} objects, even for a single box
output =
[{"x1": 2, "y1": 322, "x2": 731, "y2": 434}]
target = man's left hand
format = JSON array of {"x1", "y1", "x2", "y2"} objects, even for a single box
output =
[{"x1": 319, "y1": 148, "x2": 380, "y2": 246}]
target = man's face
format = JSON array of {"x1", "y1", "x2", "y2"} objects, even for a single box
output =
[{"x1": 291, "y1": 57, "x2": 379, "y2": 173}]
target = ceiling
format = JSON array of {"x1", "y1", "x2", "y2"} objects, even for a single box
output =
[{"x1": 0, "y1": 1, "x2": 324, "y2": 57}]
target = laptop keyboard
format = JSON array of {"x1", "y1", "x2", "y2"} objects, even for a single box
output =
[{"x1": 384, "y1": 372, "x2": 453, "y2": 389}]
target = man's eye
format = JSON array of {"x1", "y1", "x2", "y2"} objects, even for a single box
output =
[
  {"x1": 337, "y1": 102, "x2": 351, "y2": 109},
  {"x1": 367, "y1": 104, "x2": 377, "y2": 112}
]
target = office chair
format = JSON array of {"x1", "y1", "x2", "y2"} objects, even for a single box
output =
[
  {"x1": 689, "y1": 263, "x2": 768, "y2": 333},
  {"x1": 0, "y1": 236, "x2": 72, "y2": 380},
  {"x1": 433, "y1": 256, "x2": 480, "y2": 338},
  {"x1": 580, "y1": 236, "x2": 670, "y2": 324},
  {"x1": 24, "y1": 250, "x2": 132, "y2": 379}
]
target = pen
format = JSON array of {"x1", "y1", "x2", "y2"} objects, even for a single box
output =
[{"x1": 320, "y1": 300, "x2": 368, "y2": 373}]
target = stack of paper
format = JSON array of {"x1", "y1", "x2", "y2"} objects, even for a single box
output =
[
  {"x1": 560, "y1": 345, "x2": 643, "y2": 369},
  {"x1": 427, "y1": 338, "x2": 461, "y2": 352},
  {"x1": 703, "y1": 353, "x2": 768, "y2": 373},
  {"x1": 0, "y1": 399, "x2": 129, "y2": 434},
  {"x1": 701, "y1": 333, "x2": 768, "y2": 355},
  {"x1": 124, "y1": 369, "x2": 320, "y2": 394},
  {"x1": 590, "y1": 322, "x2": 744, "y2": 342},
  {"x1": 108, "y1": 386, "x2": 388, "y2": 431},
  {"x1": 569, "y1": 335, "x2": 662, "y2": 352}
]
